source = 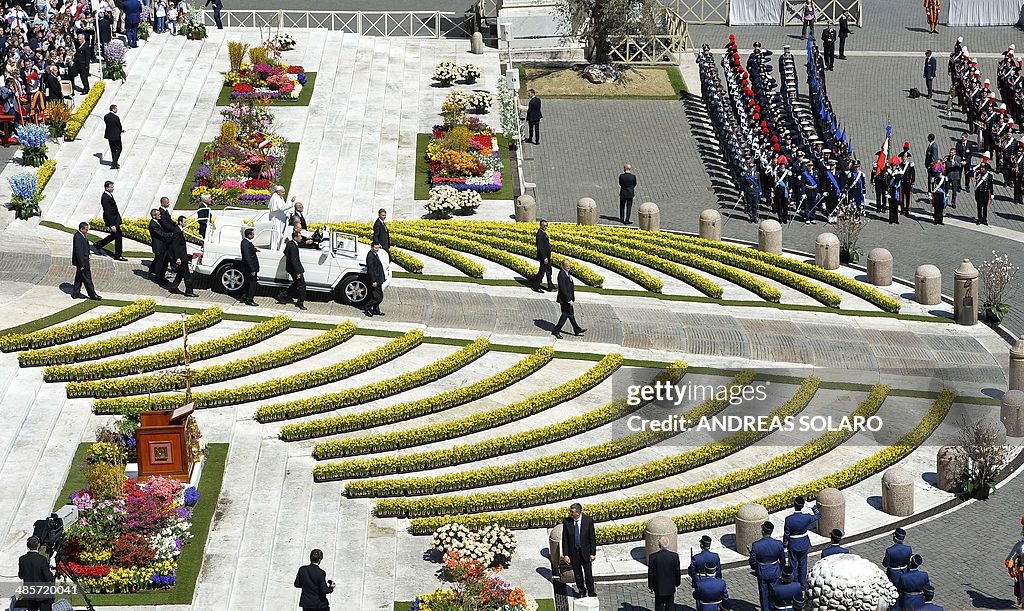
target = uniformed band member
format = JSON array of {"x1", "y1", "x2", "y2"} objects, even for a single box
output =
[
  {"x1": 1013, "y1": 137, "x2": 1024, "y2": 206},
  {"x1": 769, "y1": 565, "x2": 803, "y2": 611},
  {"x1": 974, "y1": 153, "x2": 994, "y2": 225},
  {"x1": 1005, "y1": 515, "x2": 1024, "y2": 609},
  {"x1": 896, "y1": 554, "x2": 932, "y2": 611},
  {"x1": 773, "y1": 157, "x2": 792, "y2": 224},
  {"x1": 932, "y1": 162, "x2": 947, "y2": 225},
  {"x1": 749, "y1": 521, "x2": 785, "y2": 611},
  {"x1": 820, "y1": 529, "x2": 848, "y2": 558},
  {"x1": 888, "y1": 157, "x2": 904, "y2": 224},
  {"x1": 689, "y1": 534, "x2": 722, "y2": 582},
  {"x1": 693, "y1": 562, "x2": 730, "y2": 611},
  {"x1": 883, "y1": 527, "x2": 913, "y2": 586},
  {"x1": 783, "y1": 497, "x2": 820, "y2": 586}
]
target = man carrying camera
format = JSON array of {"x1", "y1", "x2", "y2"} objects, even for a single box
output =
[
  {"x1": 18, "y1": 535, "x2": 56, "y2": 611},
  {"x1": 294, "y1": 548, "x2": 334, "y2": 611}
]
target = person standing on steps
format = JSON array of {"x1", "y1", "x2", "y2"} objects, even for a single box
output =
[
  {"x1": 94, "y1": 181, "x2": 126, "y2": 260},
  {"x1": 552, "y1": 258, "x2": 586, "y2": 340},
  {"x1": 363, "y1": 241, "x2": 385, "y2": 317},
  {"x1": 240, "y1": 227, "x2": 259, "y2": 306},
  {"x1": 838, "y1": 10, "x2": 851, "y2": 59},
  {"x1": 618, "y1": 164, "x2": 637, "y2": 224},
  {"x1": 123, "y1": 0, "x2": 142, "y2": 47},
  {"x1": 561, "y1": 503, "x2": 596, "y2": 598},
  {"x1": 294, "y1": 548, "x2": 334, "y2": 611},
  {"x1": 104, "y1": 104, "x2": 124, "y2": 169},
  {"x1": 525, "y1": 88, "x2": 542, "y2": 145},
  {"x1": 167, "y1": 215, "x2": 196, "y2": 297},
  {"x1": 73, "y1": 33, "x2": 90, "y2": 93},
  {"x1": 205, "y1": 0, "x2": 223, "y2": 29},
  {"x1": 373, "y1": 208, "x2": 390, "y2": 252},
  {"x1": 531, "y1": 219, "x2": 553, "y2": 292},
  {"x1": 72, "y1": 222, "x2": 102, "y2": 300},
  {"x1": 279, "y1": 229, "x2": 307, "y2": 310}
]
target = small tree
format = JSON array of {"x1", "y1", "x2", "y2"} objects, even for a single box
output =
[
  {"x1": 831, "y1": 202, "x2": 868, "y2": 264},
  {"x1": 554, "y1": 0, "x2": 658, "y2": 64},
  {"x1": 978, "y1": 250, "x2": 1022, "y2": 323},
  {"x1": 957, "y1": 414, "x2": 1011, "y2": 499}
]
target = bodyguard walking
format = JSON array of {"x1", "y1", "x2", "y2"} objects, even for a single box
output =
[
  {"x1": 552, "y1": 258, "x2": 586, "y2": 339},
  {"x1": 618, "y1": 164, "x2": 637, "y2": 224},
  {"x1": 373, "y1": 208, "x2": 390, "y2": 251},
  {"x1": 104, "y1": 104, "x2": 124, "y2": 169},
  {"x1": 167, "y1": 216, "x2": 196, "y2": 297},
  {"x1": 147, "y1": 208, "x2": 171, "y2": 283},
  {"x1": 531, "y1": 219, "x2": 554, "y2": 292},
  {"x1": 240, "y1": 227, "x2": 259, "y2": 306},
  {"x1": 94, "y1": 181, "x2": 126, "y2": 260},
  {"x1": 560, "y1": 503, "x2": 597, "y2": 598},
  {"x1": 924, "y1": 50, "x2": 937, "y2": 99},
  {"x1": 205, "y1": 0, "x2": 223, "y2": 29},
  {"x1": 280, "y1": 229, "x2": 307, "y2": 310},
  {"x1": 526, "y1": 88, "x2": 542, "y2": 145},
  {"x1": 363, "y1": 241, "x2": 386, "y2": 317},
  {"x1": 648, "y1": 536, "x2": 680, "y2": 611},
  {"x1": 72, "y1": 222, "x2": 102, "y2": 300}
]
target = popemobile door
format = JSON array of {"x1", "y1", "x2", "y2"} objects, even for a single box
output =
[{"x1": 298, "y1": 243, "x2": 333, "y2": 288}]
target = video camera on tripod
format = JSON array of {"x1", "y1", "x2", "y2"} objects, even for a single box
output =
[{"x1": 25, "y1": 506, "x2": 96, "y2": 611}]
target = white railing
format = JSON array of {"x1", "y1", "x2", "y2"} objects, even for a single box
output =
[{"x1": 202, "y1": 10, "x2": 473, "y2": 38}]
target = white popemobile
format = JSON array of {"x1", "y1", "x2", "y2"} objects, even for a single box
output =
[{"x1": 191, "y1": 207, "x2": 390, "y2": 307}]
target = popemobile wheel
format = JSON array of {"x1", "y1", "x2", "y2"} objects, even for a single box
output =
[
  {"x1": 215, "y1": 263, "x2": 247, "y2": 295},
  {"x1": 339, "y1": 275, "x2": 369, "y2": 306}
]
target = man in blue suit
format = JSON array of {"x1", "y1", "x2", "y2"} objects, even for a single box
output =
[
  {"x1": 749, "y1": 521, "x2": 785, "y2": 611},
  {"x1": 883, "y1": 528, "x2": 914, "y2": 587},
  {"x1": 692, "y1": 562, "x2": 730, "y2": 611},
  {"x1": 768, "y1": 565, "x2": 804, "y2": 611},
  {"x1": 123, "y1": 0, "x2": 142, "y2": 48},
  {"x1": 688, "y1": 535, "x2": 722, "y2": 582},
  {"x1": 820, "y1": 528, "x2": 848, "y2": 558},
  {"x1": 896, "y1": 554, "x2": 932, "y2": 611},
  {"x1": 784, "y1": 496, "x2": 820, "y2": 585}
]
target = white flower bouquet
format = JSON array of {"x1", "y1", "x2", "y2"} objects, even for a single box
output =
[
  {"x1": 465, "y1": 90, "x2": 493, "y2": 113},
  {"x1": 426, "y1": 185, "x2": 461, "y2": 218},
  {"x1": 460, "y1": 63, "x2": 482, "y2": 83},
  {"x1": 433, "y1": 61, "x2": 460, "y2": 85}
]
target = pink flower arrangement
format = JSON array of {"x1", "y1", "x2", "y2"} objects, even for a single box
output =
[
  {"x1": 253, "y1": 63, "x2": 284, "y2": 79},
  {"x1": 220, "y1": 178, "x2": 245, "y2": 189}
]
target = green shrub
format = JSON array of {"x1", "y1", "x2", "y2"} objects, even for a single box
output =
[{"x1": 0, "y1": 299, "x2": 154, "y2": 352}]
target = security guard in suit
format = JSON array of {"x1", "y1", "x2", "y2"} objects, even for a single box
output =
[
  {"x1": 820, "y1": 529, "x2": 848, "y2": 558},
  {"x1": 749, "y1": 521, "x2": 785, "y2": 611},
  {"x1": 783, "y1": 496, "x2": 821, "y2": 585},
  {"x1": 883, "y1": 528, "x2": 914, "y2": 587},
  {"x1": 692, "y1": 562, "x2": 730, "y2": 611},
  {"x1": 896, "y1": 554, "x2": 932, "y2": 611},
  {"x1": 688, "y1": 535, "x2": 722, "y2": 582},
  {"x1": 769, "y1": 565, "x2": 804, "y2": 611}
]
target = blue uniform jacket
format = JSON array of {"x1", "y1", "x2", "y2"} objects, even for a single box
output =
[
  {"x1": 883, "y1": 543, "x2": 914, "y2": 579},
  {"x1": 784, "y1": 512, "x2": 820, "y2": 552},
  {"x1": 769, "y1": 580, "x2": 804, "y2": 610},
  {"x1": 917, "y1": 603, "x2": 943, "y2": 610},
  {"x1": 749, "y1": 536, "x2": 785, "y2": 580},
  {"x1": 820, "y1": 544, "x2": 849, "y2": 558},
  {"x1": 693, "y1": 576, "x2": 729, "y2": 611},
  {"x1": 897, "y1": 568, "x2": 931, "y2": 609},
  {"x1": 688, "y1": 550, "x2": 722, "y2": 581}
]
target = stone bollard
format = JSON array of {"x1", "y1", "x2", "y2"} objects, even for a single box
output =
[
  {"x1": 814, "y1": 233, "x2": 840, "y2": 270},
  {"x1": 515, "y1": 194, "x2": 536, "y2": 223},
  {"x1": 699, "y1": 209, "x2": 721, "y2": 241},
  {"x1": 644, "y1": 516, "x2": 677, "y2": 561},
  {"x1": 867, "y1": 248, "x2": 893, "y2": 286},
  {"x1": 815, "y1": 488, "x2": 845, "y2": 537},
  {"x1": 914, "y1": 265, "x2": 942, "y2": 306},
  {"x1": 954, "y1": 259, "x2": 979, "y2": 326},
  {"x1": 758, "y1": 219, "x2": 783, "y2": 255},
  {"x1": 638, "y1": 202, "x2": 660, "y2": 232},
  {"x1": 735, "y1": 503, "x2": 768, "y2": 555},
  {"x1": 881, "y1": 467, "x2": 914, "y2": 516},
  {"x1": 548, "y1": 524, "x2": 573, "y2": 582},
  {"x1": 577, "y1": 198, "x2": 597, "y2": 226},
  {"x1": 1010, "y1": 338, "x2": 1024, "y2": 391},
  {"x1": 572, "y1": 598, "x2": 600, "y2": 611},
  {"x1": 471, "y1": 31, "x2": 484, "y2": 54},
  {"x1": 936, "y1": 446, "x2": 967, "y2": 492},
  {"x1": 1001, "y1": 390, "x2": 1024, "y2": 437}
]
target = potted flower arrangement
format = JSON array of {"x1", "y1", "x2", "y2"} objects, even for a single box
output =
[
  {"x1": 102, "y1": 41, "x2": 128, "y2": 82},
  {"x1": 270, "y1": 33, "x2": 296, "y2": 51},
  {"x1": 464, "y1": 90, "x2": 493, "y2": 114},
  {"x1": 15, "y1": 123, "x2": 49, "y2": 167},
  {"x1": 433, "y1": 61, "x2": 460, "y2": 86},
  {"x1": 43, "y1": 100, "x2": 73, "y2": 139},
  {"x1": 137, "y1": 7, "x2": 151, "y2": 41},
  {"x1": 425, "y1": 185, "x2": 460, "y2": 219},
  {"x1": 431, "y1": 523, "x2": 517, "y2": 567},
  {"x1": 224, "y1": 63, "x2": 307, "y2": 101},
  {"x1": 426, "y1": 118, "x2": 503, "y2": 193},
  {"x1": 8, "y1": 171, "x2": 41, "y2": 219},
  {"x1": 831, "y1": 201, "x2": 867, "y2": 264},
  {"x1": 460, "y1": 63, "x2": 481, "y2": 84},
  {"x1": 457, "y1": 189, "x2": 482, "y2": 215},
  {"x1": 180, "y1": 4, "x2": 207, "y2": 40},
  {"x1": 979, "y1": 250, "x2": 1021, "y2": 324},
  {"x1": 415, "y1": 552, "x2": 537, "y2": 611}
]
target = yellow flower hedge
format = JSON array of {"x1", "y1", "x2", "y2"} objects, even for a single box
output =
[
  {"x1": 44, "y1": 315, "x2": 289, "y2": 382},
  {"x1": 255, "y1": 334, "x2": 487, "y2": 422},
  {"x1": 20, "y1": 307, "x2": 221, "y2": 368},
  {"x1": 392, "y1": 225, "x2": 545, "y2": 284},
  {"x1": 381, "y1": 375, "x2": 816, "y2": 515},
  {"x1": 408, "y1": 383, "x2": 889, "y2": 533},
  {"x1": 279, "y1": 346, "x2": 553, "y2": 440},
  {"x1": 91, "y1": 218, "x2": 203, "y2": 247},
  {"x1": 67, "y1": 322, "x2": 355, "y2": 398},
  {"x1": 0, "y1": 299, "x2": 153, "y2": 352},
  {"x1": 325, "y1": 222, "x2": 484, "y2": 278},
  {"x1": 312, "y1": 353, "x2": 625, "y2": 463},
  {"x1": 64, "y1": 81, "x2": 105, "y2": 142},
  {"x1": 314, "y1": 363, "x2": 687, "y2": 481},
  {"x1": 359, "y1": 370, "x2": 778, "y2": 500},
  {"x1": 306, "y1": 223, "x2": 423, "y2": 273},
  {"x1": 592, "y1": 388, "x2": 954, "y2": 544},
  {"x1": 94, "y1": 329, "x2": 424, "y2": 415},
  {"x1": 36, "y1": 159, "x2": 56, "y2": 197}
]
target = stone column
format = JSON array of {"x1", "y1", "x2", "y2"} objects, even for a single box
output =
[
  {"x1": 881, "y1": 467, "x2": 914, "y2": 516},
  {"x1": 735, "y1": 503, "x2": 768, "y2": 555},
  {"x1": 515, "y1": 194, "x2": 536, "y2": 223},
  {"x1": 867, "y1": 248, "x2": 893, "y2": 286},
  {"x1": 577, "y1": 198, "x2": 597, "y2": 226},
  {"x1": 1010, "y1": 337, "x2": 1024, "y2": 391},
  {"x1": 1001, "y1": 390, "x2": 1024, "y2": 437},
  {"x1": 954, "y1": 259, "x2": 979, "y2": 326},
  {"x1": 699, "y1": 209, "x2": 721, "y2": 241},
  {"x1": 815, "y1": 488, "x2": 845, "y2": 536},
  {"x1": 548, "y1": 524, "x2": 573, "y2": 582},
  {"x1": 471, "y1": 31, "x2": 484, "y2": 54},
  {"x1": 914, "y1": 265, "x2": 942, "y2": 305},
  {"x1": 638, "y1": 202, "x2": 660, "y2": 232},
  {"x1": 936, "y1": 446, "x2": 967, "y2": 492},
  {"x1": 758, "y1": 219, "x2": 783, "y2": 255},
  {"x1": 644, "y1": 516, "x2": 677, "y2": 561},
  {"x1": 815, "y1": 233, "x2": 840, "y2": 270}
]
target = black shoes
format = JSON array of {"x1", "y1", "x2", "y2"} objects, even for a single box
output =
[
  {"x1": 297, "y1": 304, "x2": 307, "y2": 310},
  {"x1": 111, "y1": 164, "x2": 120, "y2": 169},
  {"x1": 246, "y1": 300, "x2": 258, "y2": 306},
  {"x1": 89, "y1": 295, "x2": 102, "y2": 300},
  {"x1": 576, "y1": 328, "x2": 587, "y2": 336},
  {"x1": 552, "y1": 330, "x2": 563, "y2": 339},
  {"x1": 533, "y1": 287, "x2": 544, "y2": 293}
]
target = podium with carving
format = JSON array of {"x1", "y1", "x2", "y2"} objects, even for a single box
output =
[{"x1": 135, "y1": 403, "x2": 196, "y2": 483}]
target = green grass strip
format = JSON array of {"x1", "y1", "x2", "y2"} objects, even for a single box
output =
[{"x1": 0, "y1": 301, "x2": 100, "y2": 338}]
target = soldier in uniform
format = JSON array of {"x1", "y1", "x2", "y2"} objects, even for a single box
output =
[
  {"x1": 1013, "y1": 138, "x2": 1024, "y2": 206},
  {"x1": 779, "y1": 45, "x2": 797, "y2": 95},
  {"x1": 974, "y1": 153, "x2": 994, "y2": 225},
  {"x1": 1005, "y1": 515, "x2": 1024, "y2": 609},
  {"x1": 846, "y1": 161, "x2": 865, "y2": 212},
  {"x1": 821, "y1": 22, "x2": 837, "y2": 71},
  {"x1": 749, "y1": 521, "x2": 785, "y2": 611},
  {"x1": 693, "y1": 562, "x2": 730, "y2": 611},
  {"x1": 888, "y1": 157, "x2": 905, "y2": 225},
  {"x1": 918, "y1": 585, "x2": 944, "y2": 611},
  {"x1": 769, "y1": 565, "x2": 804, "y2": 611},
  {"x1": 882, "y1": 527, "x2": 913, "y2": 587},
  {"x1": 742, "y1": 165, "x2": 762, "y2": 223},
  {"x1": 773, "y1": 156, "x2": 792, "y2": 224},
  {"x1": 898, "y1": 143, "x2": 916, "y2": 216},
  {"x1": 896, "y1": 554, "x2": 932, "y2": 611},
  {"x1": 688, "y1": 535, "x2": 722, "y2": 583},
  {"x1": 820, "y1": 529, "x2": 848, "y2": 558},
  {"x1": 873, "y1": 155, "x2": 889, "y2": 214},
  {"x1": 783, "y1": 496, "x2": 821, "y2": 586},
  {"x1": 799, "y1": 160, "x2": 819, "y2": 224},
  {"x1": 932, "y1": 161, "x2": 948, "y2": 225}
]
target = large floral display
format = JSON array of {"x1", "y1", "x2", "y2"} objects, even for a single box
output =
[
  {"x1": 58, "y1": 415, "x2": 205, "y2": 593},
  {"x1": 426, "y1": 117, "x2": 502, "y2": 193},
  {"x1": 224, "y1": 62, "x2": 308, "y2": 101},
  {"x1": 414, "y1": 553, "x2": 537, "y2": 611}
]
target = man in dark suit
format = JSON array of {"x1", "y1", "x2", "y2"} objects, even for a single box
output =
[
  {"x1": 363, "y1": 241, "x2": 385, "y2": 316},
  {"x1": 196, "y1": 194, "x2": 212, "y2": 238},
  {"x1": 924, "y1": 133, "x2": 939, "y2": 192},
  {"x1": 294, "y1": 548, "x2": 334, "y2": 611},
  {"x1": 289, "y1": 201, "x2": 308, "y2": 230},
  {"x1": 526, "y1": 88, "x2": 542, "y2": 145},
  {"x1": 838, "y1": 10, "x2": 851, "y2": 59},
  {"x1": 104, "y1": 104, "x2": 124, "y2": 169},
  {"x1": 956, "y1": 131, "x2": 974, "y2": 189},
  {"x1": 93, "y1": 181, "x2": 126, "y2": 260},
  {"x1": 205, "y1": 0, "x2": 223, "y2": 29},
  {"x1": 552, "y1": 258, "x2": 585, "y2": 339},
  {"x1": 561, "y1": 503, "x2": 596, "y2": 598},
  {"x1": 924, "y1": 49, "x2": 937, "y2": 99},
  {"x1": 531, "y1": 218, "x2": 553, "y2": 292},
  {"x1": 18, "y1": 536, "x2": 55, "y2": 611},
  {"x1": 373, "y1": 208, "x2": 390, "y2": 251},
  {"x1": 43, "y1": 65, "x2": 62, "y2": 102},
  {"x1": 279, "y1": 229, "x2": 307, "y2": 310},
  {"x1": 72, "y1": 222, "x2": 101, "y2": 300},
  {"x1": 618, "y1": 164, "x2": 637, "y2": 224},
  {"x1": 147, "y1": 208, "x2": 171, "y2": 283},
  {"x1": 648, "y1": 536, "x2": 680, "y2": 611},
  {"x1": 73, "y1": 33, "x2": 90, "y2": 93},
  {"x1": 167, "y1": 216, "x2": 196, "y2": 297},
  {"x1": 152, "y1": 196, "x2": 176, "y2": 278},
  {"x1": 240, "y1": 227, "x2": 259, "y2": 306}
]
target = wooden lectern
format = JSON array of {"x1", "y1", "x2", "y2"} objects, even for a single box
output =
[{"x1": 135, "y1": 403, "x2": 196, "y2": 483}]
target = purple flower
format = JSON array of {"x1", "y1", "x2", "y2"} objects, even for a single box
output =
[
  {"x1": 150, "y1": 573, "x2": 176, "y2": 587},
  {"x1": 184, "y1": 486, "x2": 200, "y2": 506},
  {"x1": 195, "y1": 165, "x2": 212, "y2": 179},
  {"x1": 174, "y1": 537, "x2": 184, "y2": 551},
  {"x1": 297, "y1": 73, "x2": 307, "y2": 85},
  {"x1": 126, "y1": 437, "x2": 137, "y2": 449}
]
